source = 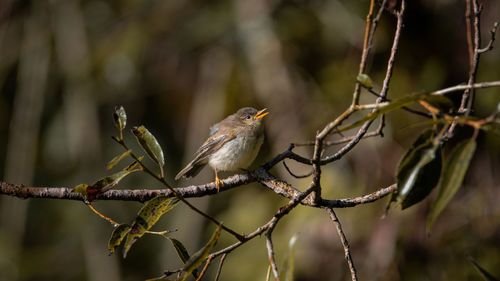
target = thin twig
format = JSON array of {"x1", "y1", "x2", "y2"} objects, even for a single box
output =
[
  {"x1": 433, "y1": 81, "x2": 500, "y2": 96},
  {"x1": 265, "y1": 232, "x2": 280, "y2": 281},
  {"x1": 376, "y1": 0, "x2": 406, "y2": 136},
  {"x1": 85, "y1": 202, "x2": 120, "y2": 227},
  {"x1": 214, "y1": 253, "x2": 227, "y2": 281},
  {"x1": 326, "y1": 208, "x2": 358, "y2": 281},
  {"x1": 465, "y1": 0, "x2": 474, "y2": 64},
  {"x1": 478, "y1": 22, "x2": 498, "y2": 53},
  {"x1": 293, "y1": 130, "x2": 381, "y2": 147},
  {"x1": 459, "y1": 0, "x2": 482, "y2": 116},
  {"x1": 209, "y1": 182, "x2": 320, "y2": 259},
  {"x1": 314, "y1": 0, "x2": 406, "y2": 164},
  {"x1": 353, "y1": 0, "x2": 389, "y2": 105},
  {"x1": 282, "y1": 161, "x2": 312, "y2": 178},
  {"x1": 196, "y1": 255, "x2": 214, "y2": 281}
]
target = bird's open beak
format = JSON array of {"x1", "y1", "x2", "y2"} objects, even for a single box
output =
[{"x1": 254, "y1": 108, "x2": 269, "y2": 120}]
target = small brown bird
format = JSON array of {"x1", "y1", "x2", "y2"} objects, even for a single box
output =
[{"x1": 175, "y1": 107, "x2": 269, "y2": 191}]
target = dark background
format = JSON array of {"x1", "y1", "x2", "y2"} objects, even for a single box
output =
[{"x1": 0, "y1": 0, "x2": 499, "y2": 280}]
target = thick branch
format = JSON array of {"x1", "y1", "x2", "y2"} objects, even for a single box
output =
[
  {"x1": 0, "y1": 174, "x2": 254, "y2": 203},
  {"x1": 1, "y1": 177, "x2": 398, "y2": 209}
]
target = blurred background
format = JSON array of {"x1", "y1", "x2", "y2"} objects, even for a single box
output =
[{"x1": 1, "y1": 0, "x2": 499, "y2": 280}]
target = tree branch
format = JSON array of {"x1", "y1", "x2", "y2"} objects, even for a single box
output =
[{"x1": 326, "y1": 208, "x2": 358, "y2": 281}]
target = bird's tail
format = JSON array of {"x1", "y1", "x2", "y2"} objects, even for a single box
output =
[{"x1": 175, "y1": 161, "x2": 206, "y2": 180}]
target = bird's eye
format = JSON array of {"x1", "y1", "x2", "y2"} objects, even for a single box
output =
[{"x1": 244, "y1": 115, "x2": 251, "y2": 120}]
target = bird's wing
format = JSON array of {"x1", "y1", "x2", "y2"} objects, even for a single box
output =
[
  {"x1": 192, "y1": 133, "x2": 235, "y2": 163},
  {"x1": 175, "y1": 133, "x2": 235, "y2": 180}
]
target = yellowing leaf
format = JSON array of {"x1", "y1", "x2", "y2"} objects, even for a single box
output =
[
  {"x1": 73, "y1": 184, "x2": 89, "y2": 195},
  {"x1": 107, "y1": 150, "x2": 132, "y2": 170},
  {"x1": 426, "y1": 139, "x2": 476, "y2": 234},
  {"x1": 124, "y1": 157, "x2": 143, "y2": 171},
  {"x1": 88, "y1": 169, "x2": 139, "y2": 194},
  {"x1": 108, "y1": 224, "x2": 131, "y2": 254},
  {"x1": 122, "y1": 197, "x2": 179, "y2": 258}
]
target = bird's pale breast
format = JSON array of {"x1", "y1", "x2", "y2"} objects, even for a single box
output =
[{"x1": 208, "y1": 134, "x2": 263, "y2": 171}]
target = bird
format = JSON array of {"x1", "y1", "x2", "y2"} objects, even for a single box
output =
[{"x1": 175, "y1": 107, "x2": 269, "y2": 191}]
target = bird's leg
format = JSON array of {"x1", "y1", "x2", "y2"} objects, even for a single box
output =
[{"x1": 215, "y1": 168, "x2": 224, "y2": 192}]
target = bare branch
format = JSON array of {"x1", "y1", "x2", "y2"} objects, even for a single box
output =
[
  {"x1": 379, "y1": 0, "x2": 405, "y2": 100},
  {"x1": 214, "y1": 254, "x2": 227, "y2": 281},
  {"x1": 326, "y1": 208, "x2": 358, "y2": 281},
  {"x1": 376, "y1": 0, "x2": 406, "y2": 136},
  {"x1": 320, "y1": 184, "x2": 397, "y2": 208},
  {"x1": 353, "y1": 0, "x2": 389, "y2": 105},
  {"x1": 465, "y1": 0, "x2": 474, "y2": 64},
  {"x1": 293, "y1": 130, "x2": 381, "y2": 147},
  {"x1": 478, "y1": 22, "x2": 498, "y2": 53},
  {"x1": 459, "y1": 0, "x2": 483, "y2": 115},
  {"x1": 282, "y1": 161, "x2": 312, "y2": 179},
  {"x1": 196, "y1": 255, "x2": 214, "y2": 281},
  {"x1": 265, "y1": 233, "x2": 280, "y2": 281},
  {"x1": 432, "y1": 81, "x2": 500, "y2": 96}
]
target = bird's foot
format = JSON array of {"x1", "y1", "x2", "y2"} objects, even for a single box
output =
[{"x1": 216, "y1": 177, "x2": 224, "y2": 192}]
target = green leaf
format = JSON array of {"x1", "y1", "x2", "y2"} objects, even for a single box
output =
[
  {"x1": 178, "y1": 225, "x2": 222, "y2": 281},
  {"x1": 113, "y1": 105, "x2": 127, "y2": 131},
  {"x1": 338, "y1": 92, "x2": 432, "y2": 133},
  {"x1": 280, "y1": 234, "x2": 298, "y2": 281},
  {"x1": 394, "y1": 129, "x2": 442, "y2": 209},
  {"x1": 167, "y1": 237, "x2": 191, "y2": 263},
  {"x1": 469, "y1": 258, "x2": 499, "y2": 281},
  {"x1": 167, "y1": 237, "x2": 199, "y2": 279},
  {"x1": 107, "y1": 150, "x2": 132, "y2": 170},
  {"x1": 388, "y1": 130, "x2": 435, "y2": 208},
  {"x1": 108, "y1": 224, "x2": 131, "y2": 254},
  {"x1": 426, "y1": 139, "x2": 476, "y2": 233},
  {"x1": 357, "y1": 73, "x2": 373, "y2": 89},
  {"x1": 122, "y1": 197, "x2": 180, "y2": 258},
  {"x1": 132, "y1": 125, "x2": 165, "y2": 166}
]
